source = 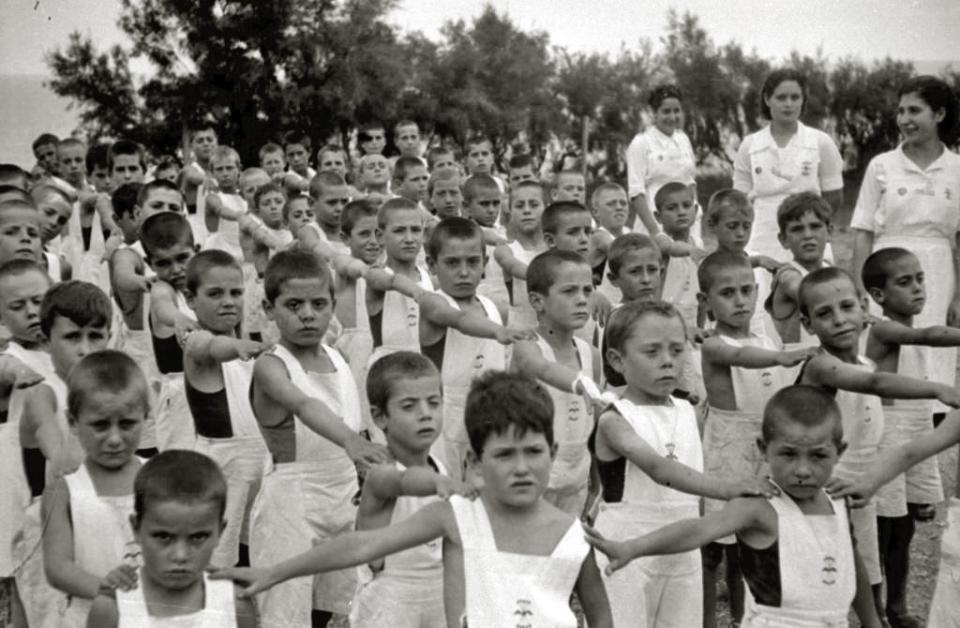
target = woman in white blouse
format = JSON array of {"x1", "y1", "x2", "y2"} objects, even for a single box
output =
[
  {"x1": 626, "y1": 85, "x2": 698, "y2": 235},
  {"x1": 733, "y1": 69, "x2": 844, "y2": 261},
  {"x1": 851, "y1": 75, "x2": 960, "y2": 403}
]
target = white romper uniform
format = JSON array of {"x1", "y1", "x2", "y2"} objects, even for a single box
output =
[
  {"x1": 733, "y1": 122, "x2": 843, "y2": 305},
  {"x1": 811, "y1": 356, "x2": 884, "y2": 585},
  {"x1": 202, "y1": 193, "x2": 245, "y2": 261},
  {"x1": 112, "y1": 240, "x2": 159, "y2": 451},
  {"x1": 450, "y1": 495, "x2": 589, "y2": 628},
  {"x1": 116, "y1": 572, "x2": 237, "y2": 628},
  {"x1": 43, "y1": 250, "x2": 62, "y2": 283},
  {"x1": 661, "y1": 237, "x2": 705, "y2": 401},
  {"x1": 928, "y1": 497, "x2": 960, "y2": 627},
  {"x1": 250, "y1": 344, "x2": 361, "y2": 623},
  {"x1": 626, "y1": 126, "x2": 699, "y2": 236},
  {"x1": 851, "y1": 145, "x2": 960, "y2": 412},
  {"x1": 58, "y1": 463, "x2": 136, "y2": 627},
  {"x1": 741, "y1": 492, "x2": 855, "y2": 627},
  {"x1": 502, "y1": 241, "x2": 540, "y2": 328},
  {"x1": 14, "y1": 374, "x2": 80, "y2": 628},
  {"x1": 532, "y1": 335, "x2": 594, "y2": 516},
  {"x1": 152, "y1": 290, "x2": 197, "y2": 451},
  {"x1": 703, "y1": 333, "x2": 787, "y2": 533},
  {"x1": 349, "y1": 459, "x2": 446, "y2": 628},
  {"x1": 595, "y1": 225, "x2": 629, "y2": 305},
  {"x1": 0, "y1": 343, "x2": 54, "y2": 582},
  {"x1": 477, "y1": 243, "x2": 509, "y2": 318},
  {"x1": 430, "y1": 291, "x2": 505, "y2": 478},
  {"x1": 874, "y1": 321, "x2": 943, "y2": 517},
  {"x1": 595, "y1": 396, "x2": 703, "y2": 628},
  {"x1": 62, "y1": 194, "x2": 110, "y2": 293},
  {"x1": 187, "y1": 354, "x2": 268, "y2": 569},
  {"x1": 334, "y1": 276, "x2": 375, "y2": 430}
]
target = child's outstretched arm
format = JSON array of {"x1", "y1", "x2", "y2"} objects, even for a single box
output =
[
  {"x1": 870, "y1": 318, "x2": 960, "y2": 347},
  {"x1": 804, "y1": 352, "x2": 960, "y2": 408},
  {"x1": 211, "y1": 500, "x2": 453, "y2": 598},
  {"x1": 653, "y1": 233, "x2": 705, "y2": 262},
  {"x1": 253, "y1": 353, "x2": 387, "y2": 468},
  {"x1": 149, "y1": 282, "x2": 198, "y2": 337},
  {"x1": 110, "y1": 249, "x2": 151, "y2": 295},
  {"x1": 829, "y1": 412, "x2": 960, "y2": 507},
  {"x1": 512, "y1": 341, "x2": 605, "y2": 408},
  {"x1": 702, "y1": 336, "x2": 816, "y2": 369},
  {"x1": 597, "y1": 409, "x2": 778, "y2": 500},
  {"x1": 182, "y1": 329, "x2": 268, "y2": 364},
  {"x1": 420, "y1": 293, "x2": 535, "y2": 345},
  {"x1": 0, "y1": 353, "x2": 43, "y2": 393},
  {"x1": 22, "y1": 384, "x2": 75, "y2": 477},
  {"x1": 364, "y1": 463, "x2": 477, "y2": 502},
  {"x1": 494, "y1": 244, "x2": 528, "y2": 280},
  {"x1": 851, "y1": 531, "x2": 884, "y2": 627},
  {"x1": 234, "y1": 213, "x2": 290, "y2": 251},
  {"x1": 42, "y1": 478, "x2": 100, "y2": 598},
  {"x1": 585, "y1": 497, "x2": 773, "y2": 575},
  {"x1": 574, "y1": 549, "x2": 613, "y2": 628}
]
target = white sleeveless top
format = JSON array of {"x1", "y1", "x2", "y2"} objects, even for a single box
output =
[
  {"x1": 437, "y1": 291, "x2": 505, "y2": 445},
  {"x1": 832, "y1": 356, "x2": 884, "y2": 472},
  {"x1": 362, "y1": 459, "x2": 445, "y2": 583},
  {"x1": 268, "y1": 343, "x2": 361, "y2": 473},
  {"x1": 660, "y1": 236, "x2": 702, "y2": 330},
  {"x1": 744, "y1": 491, "x2": 855, "y2": 627},
  {"x1": 450, "y1": 496, "x2": 588, "y2": 628},
  {"x1": 116, "y1": 572, "x2": 237, "y2": 628},
  {"x1": 379, "y1": 266, "x2": 432, "y2": 352},
  {"x1": 505, "y1": 241, "x2": 539, "y2": 327},
  {"x1": 884, "y1": 315, "x2": 933, "y2": 415},
  {"x1": 610, "y1": 397, "x2": 702, "y2": 508},
  {"x1": 203, "y1": 193, "x2": 245, "y2": 261},
  {"x1": 44, "y1": 250, "x2": 61, "y2": 283},
  {"x1": 0, "y1": 342, "x2": 55, "y2": 574},
  {"x1": 219, "y1": 358, "x2": 266, "y2": 440},
  {"x1": 716, "y1": 332, "x2": 787, "y2": 414},
  {"x1": 534, "y1": 335, "x2": 594, "y2": 493}
]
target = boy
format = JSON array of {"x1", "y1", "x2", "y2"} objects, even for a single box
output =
[
  {"x1": 32, "y1": 133, "x2": 60, "y2": 177},
  {"x1": 507, "y1": 153, "x2": 538, "y2": 187},
  {"x1": 590, "y1": 182, "x2": 630, "y2": 301},
  {"x1": 213, "y1": 371, "x2": 614, "y2": 627},
  {"x1": 317, "y1": 144, "x2": 349, "y2": 178},
  {"x1": 428, "y1": 168, "x2": 463, "y2": 219},
  {"x1": 511, "y1": 249, "x2": 603, "y2": 516},
  {"x1": 32, "y1": 184, "x2": 73, "y2": 281},
  {"x1": 551, "y1": 170, "x2": 586, "y2": 206},
  {"x1": 419, "y1": 217, "x2": 534, "y2": 476},
  {"x1": 141, "y1": 212, "x2": 199, "y2": 451},
  {"x1": 765, "y1": 191, "x2": 832, "y2": 349},
  {"x1": 203, "y1": 146, "x2": 245, "y2": 260},
  {"x1": 465, "y1": 174, "x2": 509, "y2": 314},
  {"x1": 358, "y1": 154, "x2": 391, "y2": 198},
  {"x1": 393, "y1": 120, "x2": 421, "y2": 158},
  {"x1": 351, "y1": 351, "x2": 473, "y2": 628},
  {"x1": 494, "y1": 180, "x2": 548, "y2": 327},
  {"x1": 86, "y1": 450, "x2": 257, "y2": 627},
  {"x1": 796, "y1": 267, "x2": 960, "y2": 611},
  {"x1": 0, "y1": 199, "x2": 44, "y2": 267},
  {"x1": 57, "y1": 137, "x2": 88, "y2": 191},
  {"x1": 16, "y1": 280, "x2": 113, "y2": 628},
  {"x1": 426, "y1": 146, "x2": 458, "y2": 173},
  {"x1": 0, "y1": 260, "x2": 53, "y2": 627},
  {"x1": 85, "y1": 144, "x2": 112, "y2": 194},
  {"x1": 587, "y1": 385, "x2": 883, "y2": 628},
  {"x1": 259, "y1": 142, "x2": 286, "y2": 178},
  {"x1": 181, "y1": 250, "x2": 269, "y2": 568},
  {"x1": 151, "y1": 155, "x2": 181, "y2": 183},
  {"x1": 303, "y1": 171, "x2": 352, "y2": 252},
  {"x1": 393, "y1": 156, "x2": 429, "y2": 207},
  {"x1": 282, "y1": 130, "x2": 316, "y2": 194},
  {"x1": 181, "y1": 123, "x2": 219, "y2": 238},
  {"x1": 250, "y1": 250, "x2": 387, "y2": 627},
  {"x1": 860, "y1": 246, "x2": 960, "y2": 626},
  {"x1": 697, "y1": 251, "x2": 813, "y2": 626},
  {"x1": 606, "y1": 233, "x2": 662, "y2": 305},
  {"x1": 464, "y1": 135, "x2": 495, "y2": 176},
  {"x1": 358, "y1": 122, "x2": 386, "y2": 156},
  {"x1": 41, "y1": 350, "x2": 148, "y2": 626}
]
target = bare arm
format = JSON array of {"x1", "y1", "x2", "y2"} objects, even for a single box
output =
[
  {"x1": 253, "y1": 354, "x2": 386, "y2": 466},
  {"x1": 364, "y1": 464, "x2": 474, "y2": 501},
  {"x1": 149, "y1": 282, "x2": 194, "y2": 331},
  {"x1": 182, "y1": 329, "x2": 266, "y2": 364},
  {"x1": 870, "y1": 319, "x2": 960, "y2": 347},
  {"x1": 494, "y1": 244, "x2": 528, "y2": 279},
  {"x1": 512, "y1": 340, "x2": 596, "y2": 397},
  {"x1": 701, "y1": 336, "x2": 813, "y2": 369},
  {"x1": 419, "y1": 293, "x2": 524, "y2": 344},
  {"x1": 804, "y1": 353, "x2": 960, "y2": 407},
  {"x1": 42, "y1": 479, "x2": 102, "y2": 598},
  {"x1": 598, "y1": 411, "x2": 775, "y2": 500},
  {"x1": 574, "y1": 550, "x2": 613, "y2": 628},
  {"x1": 631, "y1": 194, "x2": 659, "y2": 235},
  {"x1": 110, "y1": 249, "x2": 149, "y2": 294},
  {"x1": 850, "y1": 229, "x2": 874, "y2": 295},
  {"x1": 85, "y1": 595, "x2": 119, "y2": 628},
  {"x1": 851, "y1": 529, "x2": 883, "y2": 627}
]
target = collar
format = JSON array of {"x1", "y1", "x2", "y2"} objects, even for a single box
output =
[
  {"x1": 895, "y1": 142, "x2": 955, "y2": 174},
  {"x1": 752, "y1": 121, "x2": 814, "y2": 152}
]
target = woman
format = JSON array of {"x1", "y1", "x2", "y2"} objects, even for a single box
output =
[
  {"x1": 733, "y1": 69, "x2": 844, "y2": 261},
  {"x1": 850, "y1": 75, "x2": 960, "y2": 412},
  {"x1": 626, "y1": 85, "x2": 698, "y2": 235}
]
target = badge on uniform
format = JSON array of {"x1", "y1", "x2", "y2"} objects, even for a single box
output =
[
  {"x1": 801, "y1": 161, "x2": 813, "y2": 176},
  {"x1": 898, "y1": 188, "x2": 908, "y2": 196},
  {"x1": 755, "y1": 166, "x2": 762, "y2": 174}
]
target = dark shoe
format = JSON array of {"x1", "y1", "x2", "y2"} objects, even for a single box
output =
[
  {"x1": 911, "y1": 503, "x2": 936, "y2": 522},
  {"x1": 886, "y1": 611, "x2": 923, "y2": 628}
]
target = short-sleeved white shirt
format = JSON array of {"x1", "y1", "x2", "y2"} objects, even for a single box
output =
[
  {"x1": 625, "y1": 126, "x2": 696, "y2": 204},
  {"x1": 850, "y1": 144, "x2": 960, "y2": 239}
]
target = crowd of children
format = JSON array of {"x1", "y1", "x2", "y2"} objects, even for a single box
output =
[{"x1": 0, "y1": 115, "x2": 956, "y2": 628}]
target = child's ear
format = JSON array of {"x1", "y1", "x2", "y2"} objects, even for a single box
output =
[
  {"x1": 777, "y1": 232, "x2": 787, "y2": 248},
  {"x1": 605, "y1": 347, "x2": 624, "y2": 374},
  {"x1": 867, "y1": 287, "x2": 885, "y2": 306},
  {"x1": 262, "y1": 298, "x2": 275, "y2": 320},
  {"x1": 128, "y1": 513, "x2": 139, "y2": 535},
  {"x1": 696, "y1": 291, "x2": 709, "y2": 310},
  {"x1": 860, "y1": 295, "x2": 870, "y2": 313},
  {"x1": 543, "y1": 232, "x2": 556, "y2": 248},
  {"x1": 799, "y1": 312, "x2": 813, "y2": 334},
  {"x1": 756, "y1": 437, "x2": 767, "y2": 456},
  {"x1": 465, "y1": 448, "x2": 480, "y2": 472},
  {"x1": 220, "y1": 518, "x2": 228, "y2": 535},
  {"x1": 528, "y1": 290, "x2": 545, "y2": 313},
  {"x1": 370, "y1": 405, "x2": 388, "y2": 433},
  {"x1": 837, "y1": 440, "x2": 847, "y2": 458},
  {"x1": 549, "y1": 442, "x2": 558, "y2": 460}
]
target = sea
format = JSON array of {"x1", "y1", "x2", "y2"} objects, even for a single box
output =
[{"x1": 1, "y1": 59, "x2": 956, "y2": 168}]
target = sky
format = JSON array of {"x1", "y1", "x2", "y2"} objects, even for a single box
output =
[{"x1": 2, "y1": 0, "x2": 959, "y2": 77}]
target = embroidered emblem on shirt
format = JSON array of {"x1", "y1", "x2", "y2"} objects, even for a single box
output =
[
  {"x1": 822, "y1": 555, "x2": 838, "y2": 585},
  {"x1": 514, "y1": 599, "x2": 534, "y2": 627},
  {"x1": 761, "y1": 371, "x2": 773, "y2": 387},
  {"x1": 800, "y1": 161, "x2": 813, "y2": 176},
  {"x1": 665, "y1": 442, "x2": 678, "y2": 460}
]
